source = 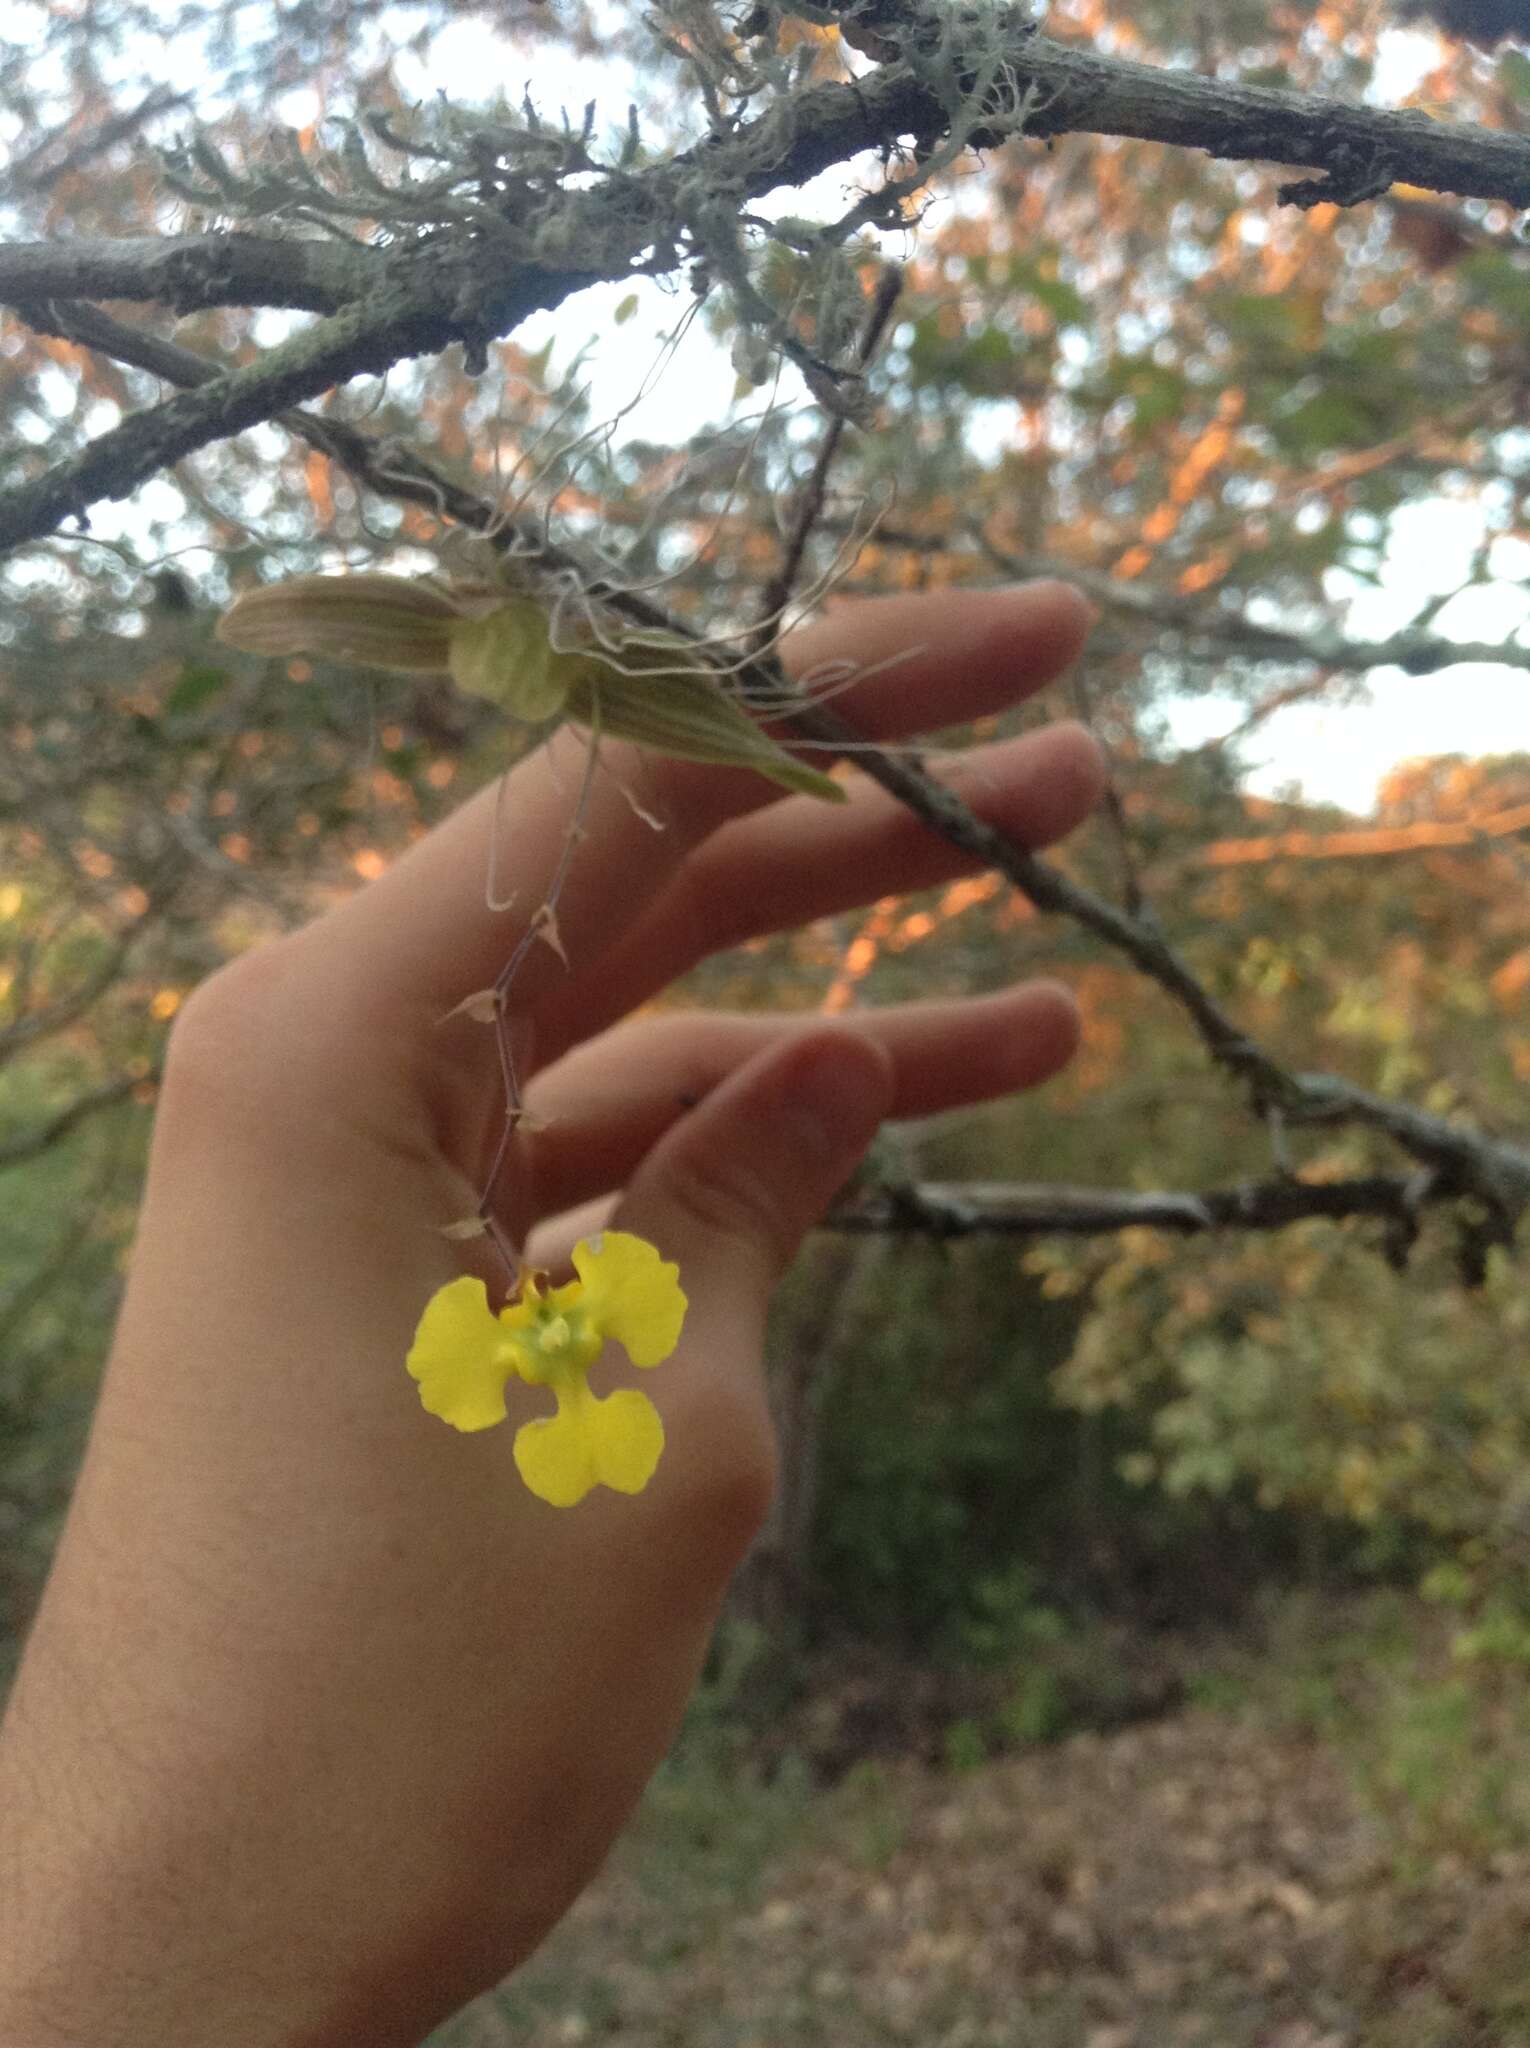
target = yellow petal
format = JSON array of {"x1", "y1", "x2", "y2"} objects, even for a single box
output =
[
  {"x1": 588, "y1": 1388, "x2": 666, "y2": 1494},
  {"x1": 218, "y1": 574, "x2": 461, "y2": 672},
  {"x1": 406, "y1": 1275, "x2": 517, "y2": 1432},
  {"x1": 513, "y1": 1414, "x2": 592, "y2": 1507},
  {"x1": 571, "y1": 1232, "x2": 687, "y2": 1367},
  {"x1": 512, "y1": 1388, "x2": 665, "y2": 1506}
]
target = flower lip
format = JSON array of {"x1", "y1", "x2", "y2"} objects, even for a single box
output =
[{"x1": 404, "y1": 1231, "x2": 688, "y2": 1505}]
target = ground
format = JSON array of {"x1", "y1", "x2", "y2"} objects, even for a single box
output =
[{"x1": 430, "y1": 1612, "x2": 1530, "y2": 2048}]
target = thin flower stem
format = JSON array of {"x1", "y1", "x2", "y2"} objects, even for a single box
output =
[{"x1": 475, "y1": 698, "x2": 605, "y2": 1279}]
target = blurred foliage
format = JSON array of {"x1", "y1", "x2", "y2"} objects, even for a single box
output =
[
  {"x1": 748, "y1": 746, "x2": 1530, "y2": 1665},
  {"x1": 780, "y1": 1236, "x2": 1334, "y2": 1646},
  {"x1": 0, "y1": 1074, "x2": 141, "y2": 1686}
]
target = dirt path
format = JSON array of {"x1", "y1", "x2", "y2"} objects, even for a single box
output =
[{"x1": 438, "y1": 1709, "x2": 1529, "y2": 2047}]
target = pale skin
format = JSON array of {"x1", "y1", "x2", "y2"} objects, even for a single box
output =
[{"x1": 0, "y1": 581, "x2": 1102, "y2": 2048}]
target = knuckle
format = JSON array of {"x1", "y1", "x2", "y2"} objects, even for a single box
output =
[
  {"x1": 671, "y1": 1374, "x2": 778, "y2": 1553},
  {"x1": 159, "y1": 938, "x2": 310, "y2": 1125}
]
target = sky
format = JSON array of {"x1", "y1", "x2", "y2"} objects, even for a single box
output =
[
  {"x1": 1159, "y1": 500, "x2": 1526, "y2": 811},
  {"x1": 1178, "y1": 665, "x2": 1521, "y2": 813}
]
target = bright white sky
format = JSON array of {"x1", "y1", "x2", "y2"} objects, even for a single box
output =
[
  {"x1": 100, "y1": 9, "x2": 1530, "y2": 818},
  {"x1": 1182, "y1": 667, "x2": 1521, "y2": 813},
  {"x1": 1163, "y1": 503, "x2": 1527, "y2": 811}
]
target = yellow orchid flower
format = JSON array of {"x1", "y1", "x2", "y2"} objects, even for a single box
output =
[{"x1": 406, "y1": 1231, "x2": 686, "y2": 1507}]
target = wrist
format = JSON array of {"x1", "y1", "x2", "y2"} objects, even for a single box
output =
[{"x1": 0, "y1": 1616, "x2": 451, "y2": 2048}]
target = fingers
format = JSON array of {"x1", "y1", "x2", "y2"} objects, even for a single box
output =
[
  {"x1": 608, "y1": 1032, "x2": 895, "y2": 1497},
  {"x1": 523, "y1": 983, "x2": 1080, "y2": 1220},
  {"x1": 532, "y1": 718, "x2": 1104, "y2": 1063},
  {"x1": 780, "y1": 581, "x2": 1097, "y2": 730},
  {"x1": 314, "y1": 582, "x2": 1095, "y2": 1037}
]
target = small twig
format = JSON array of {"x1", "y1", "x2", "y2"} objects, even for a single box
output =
[
  {"x1": 474, "y1": 704, "x2": 604, "y2": 1282},
  {"x1": 1068, "y1": 653, "x2": 1147, "y2": 921},
  {"x1": 0, "y1": 852, "x2": 187, "y2": 1070},
  {"x1": 752, "y1": 263, "x2": 904, "y2": 652},
  {"x1": 0, "y1": 1069, "x2": 155, "y2": 1170},
  {"x1": 1185, "y1": 675, "x2": 1340, "y2": 762},
  {"x1": 975, "y1": 529, "x2": 1530, "y2": 681},
  {"x1": 0, "y1": 86, "x2": 191, "y2": 200},
  {"x1": 1264, "y1": 1102, "x2": 1294, "y2": 1180}
]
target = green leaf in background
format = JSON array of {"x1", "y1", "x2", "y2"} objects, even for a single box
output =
[
  {"x1": 1099, "y1": 354, "x2": 1190, "y2": 435},
  {"x1": 164, "y1": 660, "x2": 231, "y2": 718},
  {"x1": 1498, "y1": 47, "x2": 1530, "y2": 100},
  {"x1": 1462, "y1": 248, "x2": 1530, "y2": 322},
  {"x1": 1008, "y1": 253, "x2": 1086, "y2": 329}
]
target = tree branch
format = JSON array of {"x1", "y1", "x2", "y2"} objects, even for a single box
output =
[
  {"x1": 37, "y1": 301, "x2": 1530, "y2": 1249},
  {"x1": 7, "y1": 300, "x2": 649, "y2": 597},
  {"x1": 0, "y1": 1069, "x2": 151, "y2": 1170},
  {"x1": 0, "y1": 86, "x2": 191, "y2": 200},
  {"x1": 977, "y1": 540, "x2": 1530, "y2": 680},
  {"x1": 0, "y1": 235, "x2": 599, "y2": 555},
  {"x1": 828, "y1": 1169, "x2": 1437, "y2": 1242},
  {"x1": 806, "y1": 6, "x2": 1530, "y2": 206},
  {"x1": 0, "y1": 232, "x2": 376, "y2": 314},
  {"x1": 3, "y1": 12, "x2": 1528, "y2": 555},
  {"x1": 752, "y1": 263, "x2": 903, "y2": 648}
]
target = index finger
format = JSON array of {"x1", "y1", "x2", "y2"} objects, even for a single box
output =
[{"x1": 321, "y1": 581, "x2": 1094, "y2": 1035}]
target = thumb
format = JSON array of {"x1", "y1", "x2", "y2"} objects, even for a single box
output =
[{"x1": 615, "y1": 1029, "x2": 894, "y2": 1343}]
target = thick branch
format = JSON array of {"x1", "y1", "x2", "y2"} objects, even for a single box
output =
[
  {"x1": 2, "y1": 27, "x2": 1523, "y2": 326},
  {"x1": 0, "y1": 238, "x2": 597, "y2": 555},
  {"x1": 800, "y1": 8, "x2": 1530, "y2": 206},
  {"x1": 828, "y1": 1169, "x2": 1438, "y2": 1240},
  {"x1": 0, "y1": 232, "x2": 376, "y2": 314},
  {"x1": 4, "y1": 15, "x2": 1528, "y2": 556}
]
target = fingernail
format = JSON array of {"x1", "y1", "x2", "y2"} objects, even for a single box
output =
[{"x1": 785, "y1": 1035, "x2": 892, "y2": 1156}]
